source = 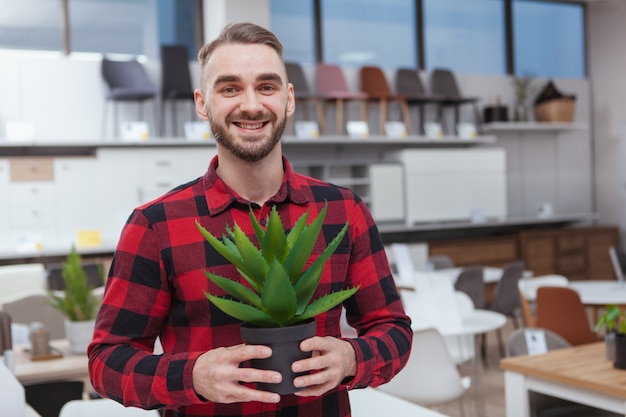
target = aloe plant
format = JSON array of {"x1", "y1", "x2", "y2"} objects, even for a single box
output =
[{"x1": 195, "y1": 203, "x2": 358, "y2": 327}]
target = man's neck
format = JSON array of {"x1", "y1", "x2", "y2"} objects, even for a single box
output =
[{"x1": 215, "y1": 147, "x2": 284, "y2": 206}]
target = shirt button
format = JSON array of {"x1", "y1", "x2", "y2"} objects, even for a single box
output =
[{"x1": 260, "y1": 219, "x2": 267, "y2": 226}]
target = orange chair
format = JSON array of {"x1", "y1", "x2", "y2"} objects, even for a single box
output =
[
  {"x1": 359, "y1": 66, "x2": 411, "y2": 135},
  {"x1": 535, "y1": 286, "x2": 603, "y2": 346},
  {"x1": 285, "y1": 62, "x2": 327, "y2": 134},
  {"x1": 315, "y1": 63, "x2": 369, "y2": 135}
]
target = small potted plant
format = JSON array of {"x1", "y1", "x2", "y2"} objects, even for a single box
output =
[
  {"x1": 595, "y1": 304, "x2": 626, "y2": 367},
  {"x1": 195, "y1": 203, "x2": 359, "y2": 394},
  {"x1": 49, "y1": 246, "x2": 102, "y2": 354}
]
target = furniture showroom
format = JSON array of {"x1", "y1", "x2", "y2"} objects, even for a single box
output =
[{"x1": 1, "y1": 1, "x2": 626, "y2": 417}]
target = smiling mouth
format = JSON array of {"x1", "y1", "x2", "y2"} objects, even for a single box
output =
[{"x1": 233, "y1": 121, "x2": 268, "y2": 130}]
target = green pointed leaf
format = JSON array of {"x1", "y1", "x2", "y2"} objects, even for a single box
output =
[
  {"x1": 205, "y1": 293, "x2": 278, "y2": 327},
  {"x1": 233, "y1": 224, "x2": 269, "y2": 286},
  {"x1": 202, "y1": 270, "x2": 262, "y2": 308},
  {"x1": 262, "y1": 206, "x2": 288, "y2": 265},
  {"x1": 285, "y1": 209, "x2": 309, "y2": 252},
  {"x1": 195, "y1": 221, "x2": 245, "y2": 270},
  {"x1": 291, "y1": 287, "x2": 359, "y2": 324},
  {"x1": 283, "y1": 203, "x2": 328, "y2": 283},
  {"x1": 261, "y1": 260, "x2": 297, "y2": 325},
  {"x1": 249, "y1": 207, "x2": 266, "y2": 250}
]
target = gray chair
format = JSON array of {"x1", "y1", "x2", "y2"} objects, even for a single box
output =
[
  {"x1": 2, "y1": 290, "x2": 66, "y2": 339},
  {"x1": 395, "y1": 68, "x2": 445, "y2": 134},
  {"x1": 160, "y1": 45, "x2": 195, "y2": 137},
  {"x1": 428, "y1": 254, "x2": 455, "y2": 270},
  {"x1": 454, "y1": 266, "x2": 485, "y2": 309},
  {"x1": 101, "y1": 57, "x2": 158, "y2": 138},
  {"x1": 429, "y1": 68, "x2": 481, "y2": 134},
  {"x1": 285, "y1": 62, "x2": 327, "y2": 134},
  {"x1": 507, "y1": 328, "x2": 619, "y2": 417}
]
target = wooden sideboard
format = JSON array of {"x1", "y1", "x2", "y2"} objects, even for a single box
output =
[{"x1": 429, "y1": 226, "x2": 619, "y2": 281}]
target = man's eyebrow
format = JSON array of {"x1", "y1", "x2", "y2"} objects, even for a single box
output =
[
  {"x1": 257, "y1": 72, "x2": 283, "y2": 83},
  {"x1": 213, "y1": 74, "x2": 241, "y2": 86},
  {"x1": 212, "y1": 72, "x2": 284, "y2": 88}
]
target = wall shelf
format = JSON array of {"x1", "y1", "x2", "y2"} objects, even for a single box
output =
[{"x1": 482, "y1": 122, "x2": 588, "y2": 133}]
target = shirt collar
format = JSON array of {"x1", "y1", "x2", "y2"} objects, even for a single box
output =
[{"x1": 202, "y1": 155, "x2": 310, "y2": 216}]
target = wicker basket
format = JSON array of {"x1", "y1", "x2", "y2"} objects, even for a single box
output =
[{"x1": 534, "y1": 97, "x2": 575, "y2": 122}]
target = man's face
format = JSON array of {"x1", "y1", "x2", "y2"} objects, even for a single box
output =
[{"x1": 194, "y1": 43, "x2": 295, "y2": 163}]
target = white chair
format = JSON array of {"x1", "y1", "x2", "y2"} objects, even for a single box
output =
[
  {"x1": 1, "y1": 289, "x2": 67, "y2": 340},
  {"x1": 378, "y1": 328, "x2": 471, "y2": 417},
  {"x1": 59, "y1": 398, "x2": 160, "y2": 417},
  {"x1": 517, "y1": 274, "x2": 569, "y2": 327},
  {"x1": 0, "y1": 264, "x2": 46, "y2": 302},
  {"x1": 444, "y1": 292, "x2": 476, "y2": 365}
]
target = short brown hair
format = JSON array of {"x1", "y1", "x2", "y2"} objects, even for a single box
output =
[{"x1": 197, "y1": 22, "x2": 284, "y2": 90}]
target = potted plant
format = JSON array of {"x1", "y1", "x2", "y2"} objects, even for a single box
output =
[
  {"x1": 512, "y1": 76, "x2": 539, "y2": 122},
  {"x1": 195, "y1": 203, "x2": 359, "y2": 394},
  {"x1": 49, "y1": 246, "x2": 102, "y2": 354},
  {"x1": 594, "y1": 304, "x2": 626, "y2": 367}
]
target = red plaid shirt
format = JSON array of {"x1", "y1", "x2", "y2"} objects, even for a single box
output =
[{"x1": 88, "y1": 155, "x2": 412, "y2": 417}]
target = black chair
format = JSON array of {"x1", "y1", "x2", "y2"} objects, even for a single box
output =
[
  {"x1": 25, "y1": 380, "x2": 84, "y2": 417},
  {"x1": 395, "y1": 68, "x2": 445, "y2": 134},
  {"x1": 454, "y1": 266, "x2": 485, "y2": 309},
  {"x1": 160, "y1": 45, "x2": 195, "y2": 137},
  {"x1": 101, "y1": 57, "x2": 158, "y2": 138},
  {"x1": 427, "y1": 254, "x2": 455, "y2": 270},
  {"x1": 429, "y1": 68, "x2": 482, "y2": 134},
  {"x1": 285, "y1": 62, "x2": 327, "y2": 134},
  {"x1": 46, "y1": 261, "x2": 104, "y2": 291}
]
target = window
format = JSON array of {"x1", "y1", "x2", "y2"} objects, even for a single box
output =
[
  {"x1": 513, "y1": 0, "x2": 585, "y2": 78},
  {"x1": 0, "y1": 0, "x2": 64, "y2": 51},
  {"x1": 423, "y1": 0, "x2": 506, "y2": 75},
  {"x1": 270, "y1": 0, "x2": 316, "y2": 64},
  {"x1": 320, "y1": 0, "x2": 416, "y2": 69}
]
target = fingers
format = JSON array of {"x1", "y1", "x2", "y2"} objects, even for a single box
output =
[{"x1": 192, "y1": 344, "x2": 282, "y2": 404}]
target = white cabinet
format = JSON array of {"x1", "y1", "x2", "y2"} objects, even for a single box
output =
[{"x1": 386, "y1": 149, "x2": 507, "y2": 224}]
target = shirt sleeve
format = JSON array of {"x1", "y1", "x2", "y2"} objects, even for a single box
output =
[
  {"x1": 87, "y1": 209, "x2": 205, "y2": 409},
  {"x1": 340, "y1": 198, "x2": 413, "y2": 390}
]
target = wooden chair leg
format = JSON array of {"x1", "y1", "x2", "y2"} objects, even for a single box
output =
[
  {"x1": 335, "y1": 98, "x2": 344, "y2": 135},
  {"x1": 379, "y1": 99, "x2": 387, "y2": 135},
  {"x1": 314, "y1": 100, "x2": 327, "y2": 134},
  {"x1": 400, "y1": 100, "x2": 412, "y2": 135}
]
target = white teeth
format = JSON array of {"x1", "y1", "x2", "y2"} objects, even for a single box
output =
[{"x1": 239, "y1": 122, "x2": 263, "y2": 129}]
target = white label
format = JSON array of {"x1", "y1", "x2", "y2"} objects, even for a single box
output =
[
  {"x1": 295, "y1": 121, "x2": 320, "y2": 139},
  {"x1": 346, "y1": 121, "x2": 370, "y2": 138},
  {"x1": 524, "y1": 329, "x2": 548, "y2": 356}
]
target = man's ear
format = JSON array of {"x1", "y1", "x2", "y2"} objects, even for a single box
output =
[{"x1": 194, "y1": 89, "x2": 209, "y2": 120}]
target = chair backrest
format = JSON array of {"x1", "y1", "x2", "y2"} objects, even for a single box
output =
[
  {"x1": 377, "y1": 328, "x2": 468, "y2": 406},
  {"x1": 490, "y1": 261, "x2": 524, "y2": 315},
  {"x1": 506, "y1": 327, "x2": 571, "y2": 358},
  {"x1": 286, "y1": 62, "x2": 312, "y2": 95},
  {"x1": 60, "y1": 398, "x2": 160, "y2": 417},
  {"x1": 535, "y1": 286, "x2": 600, "y2": 346},
  {"x1": 315, "y1": 63, "x2": 351, "y2": 96},
  {"x1": 0, "y1": 263, "x2": 47, "y2": 302},
  {"x1": 609, "y1": 246, "x2": 626, "y2": 284},
  {"x1": 359, "y1": 66, "x2": 393, "y2": 97},
  {"x1": 428, "y1": 254, "x2": 455, "y2": 270},
  {"x1": 1, "y1": 290, "x2": 67, "y2": 339},
  {"x1": 454, "y1": 266, "x2": 485, "y2": 309},
  {"x1": 160, "y1": 44, "x2": 193, "y2": 99},
  {"x1": 430, "y1": 68, "x2": 462, "y2": 98},
  {"x1": 101, "y1": 58, "x2": 157, "y2": 99},
  {"x1": 395, "y1": 68, "x2": 427, "y2": 96},
  {"x1": 517, "y1": 275, "x2": 568, "y2": 327},
  {"x1": 46, "y1": 261, "x2": 104, "y2": 291},
  {"x1": 25, "y1": 380, "x2": 84, "y2": 417}
]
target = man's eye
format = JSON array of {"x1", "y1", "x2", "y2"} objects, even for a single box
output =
[
  {"x1": 223, "y1": 87, "x2": 237, "y2": 95},
  {"x1": 260, "y1": 85, "x2": 276, "y2": 93}
]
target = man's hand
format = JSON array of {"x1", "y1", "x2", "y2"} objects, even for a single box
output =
[
  {"x1": 292, "y1": 336, "x2": 356, "y2": 397},
  {"x1": 192, "y1": 344, "x2": 282, "y2": 403}
]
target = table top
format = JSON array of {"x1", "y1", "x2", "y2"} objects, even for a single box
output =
[
  {"x1": 14, "y1": 339, "x2": 89, "y2": 384},
  {"x1": 500, "y1": 342, "x2": 626, "y2": 400},
  {"x1": 411, "y1": 309, "x2": 507, "y2": 336},
  {"x1": 569, "y1": 280, "x2": 626, "y2": 305},
  {"x1": 348, "y1": 387, "x2": 447, "y2": 417}
]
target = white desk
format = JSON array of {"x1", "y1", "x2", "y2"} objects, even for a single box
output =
[
  {"x1": 410, "y1": 309, "x2": 507, "y2": 336},
  {"x1": 14, "y1": 339, "x2": 89, "y2": 384},
  {"x1": 348, "y1": 387, "x2": 448, "y2": 417},
  {"x1": 569, "y1": 280, "x2": 626, "y2": 305},
  {"x1": 437, "y1": 266, "x2": 504, "y2": 285}
]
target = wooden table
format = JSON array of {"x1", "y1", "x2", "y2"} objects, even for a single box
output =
[
  {"x1": 14, "y1": 339, "x2": 89, "y2": 384},
  {"x1": 500, "y1": 342, "x2": 626, "y2": 417}
]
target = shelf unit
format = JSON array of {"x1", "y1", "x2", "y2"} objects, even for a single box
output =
[{"x1": 482, "y1": 122, "x2": 588, "y2": 134}]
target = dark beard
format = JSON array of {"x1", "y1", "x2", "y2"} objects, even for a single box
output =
[{"x1": 209, "y1": 109, "x2": 287, "y2": 163}]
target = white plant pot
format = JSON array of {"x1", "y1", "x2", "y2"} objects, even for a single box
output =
[{"x1": 64, "y1": 319, "x2": 95, "y2": 355}]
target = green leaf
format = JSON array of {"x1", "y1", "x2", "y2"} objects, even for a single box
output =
[
  {"x1": 202, "y1": 270, "x2": 262, "y2": 308},
  {"x1": 289, "y1": 287, "x2": 359, "y2": 325},
  {"x1": 195, "y1": 221, "x2": 245, "y2": 270},
  {"x1": 285, "y1": 209, "x2": 309, "y2": 253},
  {"x1": 261, "y1": 260, "x2": 297, "y2": 325},
  {"x1": 249, "y1": 207, "x2": 266, "y2": 251},
  {"x1": 262, "y1": 206, "x2": 288, "y2": 265},
  {"x1": 233, "y1": 224, "x2": 269, "y2": 286},
  {"x1": 283, "y1": 203, "x2": 328, "y2": 283},
  {"x1": 205, "y1": 293, "x2": 278, "y2": 327}
]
